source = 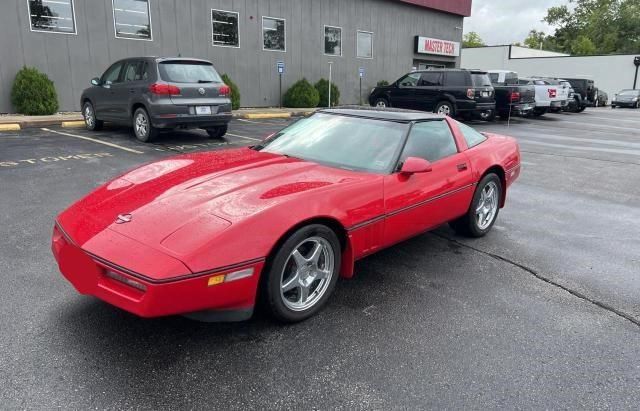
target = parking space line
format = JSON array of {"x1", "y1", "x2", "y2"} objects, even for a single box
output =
[
  {"x1": 226, "y1": 132, "x2": 262, "y2": 142},
  {"x1": 41, "y1": 128, "x2": 144, "y2": 154}
]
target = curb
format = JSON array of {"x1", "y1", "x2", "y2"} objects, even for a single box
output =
[
  {"x1": 241, "y1": 113, "x2": 292, "y2": 119},
  {"x1": 0, "y1": 123, "x2": 21, "y2": 131},
  {"x1": 61, "y1": 120, "x2": 86, "y2": 128}
]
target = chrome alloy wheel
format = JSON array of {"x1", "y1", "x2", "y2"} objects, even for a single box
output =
[
  {"x1": 135, "y1": 112, "x2": 148, "y2": 138},
  {"x1": 376, "y1": 100, "x2": 387, "y2": 108},
  {"x1": 476, "y1": 181, "x2": 499, "y2": 230},
  {"x1": 437, "y1": 104, "x2": 451, "y2": 115},
  {"x1": 84, "y1": 104, "x2": 95, "y2": 128},
  {"x1": 280, "y1": 236, "x2": 335, "y2": 312}
]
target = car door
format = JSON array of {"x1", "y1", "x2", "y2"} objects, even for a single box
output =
[
  {"x1": 382, "y1": 119, "x2": 475, "y2": 247},
  {"x1": 414, "y1": 71, "x2": 443, "y2": 111},
  {"x1": 114, "y1": 60, "x2": 146, "y2": 122},
  {"x1": 392, "y1": 72, "x2": 421, "y2": 109},
  {"x1": 94, "y1": 61, "x2": 124, "y2": 119}
]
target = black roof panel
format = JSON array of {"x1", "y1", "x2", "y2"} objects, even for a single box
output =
[{"x1": 318, "y1": 106, "x2": 444, "y2": 122}]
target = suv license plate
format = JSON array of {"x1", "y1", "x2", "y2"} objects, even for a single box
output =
[{"x1": 196, "y1": 106, "x2": 212, "y2": 115}]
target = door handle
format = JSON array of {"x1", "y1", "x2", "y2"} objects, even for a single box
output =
[{"x1": 457, "y1": 163, "x2": 468, "y2": 171}]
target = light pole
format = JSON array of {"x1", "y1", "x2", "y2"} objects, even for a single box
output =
[
  {"x1": 328, "y1": 61, "x2": 333, "y2": 108},
  {"x1": 634, "y1": 57, "x2": 640, "y2": 89}
]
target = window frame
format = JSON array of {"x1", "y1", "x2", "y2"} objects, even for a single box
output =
[
  {"x1": 211, "y1": 8, "x2": 240, "y2": 49},
  {"x1": 27, "y1": 0, "x2": 78, "y2": 35},
  {"x1": 356, "y1": 30, "x2": 374, "y2": 60},
  {"x1": 112, "y1": 0, "x2": 153, "y2": 42},
  {"x1": 262, "y1": 16, "x2": 286, "y2": 53},
  {"x1": 323, "y1": 25, "x2": 342, "y2": 57}
]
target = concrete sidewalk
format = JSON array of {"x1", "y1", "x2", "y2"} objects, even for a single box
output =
[{"x1": 0, "y1": 107, "x2": 316, "y2": 130}]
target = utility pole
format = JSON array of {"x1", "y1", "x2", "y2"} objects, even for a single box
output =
[
  {"x1": 328, "y1": 61, "x2": 333, "y2": 108},
  {"x1": 634, "y1": 57, "x2": 640, "y2": 89}
]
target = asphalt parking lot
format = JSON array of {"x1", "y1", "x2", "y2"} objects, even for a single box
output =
[{"x1": 1, "y1": 108, "x2": 640, "y2": 409}]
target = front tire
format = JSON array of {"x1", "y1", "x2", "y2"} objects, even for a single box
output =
[
  {"x1": 82, "y1": 101, "x2": 103, "y2": 131},
  {"x1": 263, "y1": 224, "x2": 341, "y2": 323},
  {"x1": 133, "y1": 108, "x2": 157, "y2": 143},
  {"x1": 450, "y1": 173, "x2": 502, "y2": 238}
]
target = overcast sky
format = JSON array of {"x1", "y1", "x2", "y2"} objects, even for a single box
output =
[{"x1": 463, "y1": 0, "x2": 568, "y2": 45}]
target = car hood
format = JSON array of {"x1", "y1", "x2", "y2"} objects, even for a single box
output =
[{"x1": 58, "y1": 148, "x2": 373, "y2": 253}]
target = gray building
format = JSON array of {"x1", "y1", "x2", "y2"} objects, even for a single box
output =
[{"x1": 0, "y1": 0, "x2": 471, "y2": 113}]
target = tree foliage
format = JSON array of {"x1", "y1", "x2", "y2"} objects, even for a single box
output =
[
  {"x1": 283, "y1": 79, "x2": 319, "y2": 108},
  {"x1": 11, "y1": 66, "x2": 59, "y2": 115},
  {"x1": 221, "y1": 73, "x2": 240, "y2": 110},
  {"x1": 530, "y1": 0, "x2": 640, "y2": 55},
  {"x1": 463, "y1": 32, "x2": 486, "y2": 48}
]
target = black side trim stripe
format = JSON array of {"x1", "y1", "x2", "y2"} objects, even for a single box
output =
[{"x1": 346, "y1": 183, "x2": 477, "y2": 232}]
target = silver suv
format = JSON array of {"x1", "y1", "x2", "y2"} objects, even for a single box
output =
[{"x1": 80, "y1": 57, "x2": 232, "y2": 142}]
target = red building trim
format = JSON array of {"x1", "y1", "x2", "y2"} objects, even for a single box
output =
[{"x1": 396, "y1": 0, "x2": 472, "y2": 17}]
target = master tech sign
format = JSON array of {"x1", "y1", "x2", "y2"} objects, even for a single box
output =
[{"x1": 414, "y1": 36, "x2": 461, "y2": 57}]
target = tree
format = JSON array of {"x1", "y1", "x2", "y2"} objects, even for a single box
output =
[
  {"x1": 571, "y1": 35, "x2": 597, "y2": 55},
  {"x1": 524, "y1": 30, "x2": 547, "y2": 50},
  {"x1": 463, "y1": 32, "x2": 485, "y2": 48}
]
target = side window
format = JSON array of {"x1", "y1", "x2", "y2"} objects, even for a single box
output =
[
  {"x1": 420, "y1": 72, "x2": 443, "y2": 86},
  {"x1": 400, "y1": 121, "x2": 458, "y2": 164},
  {"x1": 456, "y1": 121, "x2": 487, "y2": 148},
  {"x1": 101, "y1": 62, "x2": 124, "y2": 84},
  {"x1": 445, "y1": 71, "x2": 467, "y2": 87},
  {"x1": 489, "y1": 73, "x2": 499, "y2": 83},
  {"x1": 122, "y1": 61, "x2": 143, "y2": 82},
  {"x1": 398, "y1": 73, "x2": 421, "y2": 87}
]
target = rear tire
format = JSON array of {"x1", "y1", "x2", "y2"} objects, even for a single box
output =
[
  {"x1": 373, "y1": 98, "x2": 389, "y2": 108},
  {"x1": 133, "y1": 108, "x2": 157, "y2": 143},
  {"x1": 82, "y1": 101, "x2": 103, "y2": 131},
  {"x1": 206, "y1": 125, "x2": 228, "y2": 139},
  {"x1": 532, "y1": 108, "x2": 546, "y2": 117},
  {"x1": 449, "y1": 173, "x2": 502, "y2": 238},
  {"x1": 434, "y1": 101, "x2": 454, "y2": 117},
  {"x1": 262, "y1": 224, "x2": 341, "y2": 323}
]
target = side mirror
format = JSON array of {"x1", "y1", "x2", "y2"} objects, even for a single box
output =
[
  {"x1": 91, "y1": 77, "x2": 101, "y2": 86},
  {"x1": 400, "y1": 157, "x2": 432, "y2": 174}
]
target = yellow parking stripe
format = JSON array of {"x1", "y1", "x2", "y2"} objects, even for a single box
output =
[
  {"x1": 243, "y1": 113, "x2": 291, "y2": 119},
  {"x1": 41, "y1": 128, "x2": 144, "y2": 154},
  {"x1": 0, "y1": 124, "x2": 21, "y2": 131},
  {"x1": 61, "y1": 121, "x2": 87, "y2": 128}
]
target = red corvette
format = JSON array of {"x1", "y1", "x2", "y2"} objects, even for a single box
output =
[{"x1": 52, "y1": 108, "x2": 520, "y2": 322}]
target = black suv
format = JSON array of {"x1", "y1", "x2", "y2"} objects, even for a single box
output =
[
  {"x1": 81, "y1": 57, "x2": 232, "y2": 142},
  {"x1": 563, "y1": 78, "x2": 595, "y2": 111},
  {"x1": 368, "y1": 69, "x2": 496, "y2": 120}
]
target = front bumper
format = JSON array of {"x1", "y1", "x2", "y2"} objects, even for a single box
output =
[
  {"x1": 52, "y1": 224, "x2": 263, "y2": 319},
  {"x1": 612, "y1": 101, "x2": 637, "y2": 107}
]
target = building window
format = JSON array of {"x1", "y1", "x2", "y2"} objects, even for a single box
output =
[
  {"x1": 357, "y1": 30, "x2": 373, "y2": 59},
  {"x1": 324, "y1": 26, "x2": 342, "y2": 56},
  {"x1": 262, "y1": 16, "x2": 285, "y2": 52},
  {"x1": 211, "y1": 9, "x2": 239, "y2": 48},
  {"x1": 112, "y1": 0, "x2": 152, "y2": 41},
  {"x1": 28, "y1": 0, "x2": 76, "y2": 34}
]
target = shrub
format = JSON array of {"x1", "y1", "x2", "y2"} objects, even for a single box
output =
[
  {"x1": 283, "y1": 79, "x2": 319, "y2": 108},
  {"x1": 314, "y1": 78, "x2": 340, "y2": 107},
  {"x1": 221, "y1": 73, "x2": 240, "y2": 110},
  {"x1": 11, "y1": 66, "x2": 59, "y2": 115},
  {"x1": 377, "y1": 80, "x2": 389, "y2": 87}
]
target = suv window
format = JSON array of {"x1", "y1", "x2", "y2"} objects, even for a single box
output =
[
  {"x1": 419, "y1": 72, "x2": 443, "y2": 87},
  {"x1": 456, "y1": 121, "x2": 487, "y2": 148},
  {"x1": 158, "y1": 61, "x2": 222, "y2": 83},
  {"x1": 102, "y1": 62, "x2": 124, "y2": 84},
  {"x1": 123, "y1": 61, "x2": 145, "y2": 82},
  {"x1": 445, "y1": 71, "x2": 467, "y2": 87},
  {"x1": 400, "y1": 121, "x2": 458, "y2": 164},
  {"x1": 398, "y1": 73, "x2": 421, "y2": 87},
  {"x1": 471, "y1": 73, "x2": 491, "y2": 87}
]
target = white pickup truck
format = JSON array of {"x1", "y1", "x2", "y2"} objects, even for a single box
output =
[{"x1": 518, "y1": 77, "x2": 568, "y2": 117}]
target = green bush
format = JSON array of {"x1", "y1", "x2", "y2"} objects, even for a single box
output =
[
  {"x1": 11, "y1": 66, "x2": 59, "y2": 115},
  {"x1": 283, "y1": 79, "x2": 319, "y2": 108},
  {"x1": 377, "y1": 80, "x2": 389, "y2": 87},
  {"x1": 314, "y1": 78, "x2": 340, "y2": 107},
  {"x1": 221, "y1": 73, "x2": 240, "y2": 110}
]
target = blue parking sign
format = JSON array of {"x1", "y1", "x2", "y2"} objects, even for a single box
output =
[
  {"x1": 359, "y1": 67, "x2": 365, "y2": 78},
  {"x1": 277, "y1": 61, "x2": 285, "y2": 74}
]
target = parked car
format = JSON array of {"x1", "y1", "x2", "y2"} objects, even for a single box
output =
[
  {"x1": 594, "y1": 88, "x2": 608, "y2": 107},
  {"x1": 518, "y1": 78, "x2": 565, "y2": 117},
  {"x1": 488, "y1": 70, "x2": 536, "y2": 118},
  {"x1": 81, "y1": 57, "x2": 233, "y2": 142},
  {"x1": 563, "y1": 78, "x2": 595, "y2": 111},
  {"x1": 369, "y1": 69, "x2": 496, "y2": 120},
  {"x1": 534, "y1": 78, "x2": 570, "y2": 112},
  {"x1": 52, "y1": 107, "x2": 521, "y2": 323},
  {"x1": 611, "y1": 89, "x2": 640, "y2": 108}
]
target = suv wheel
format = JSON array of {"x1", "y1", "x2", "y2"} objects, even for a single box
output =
[
  {"x1": 133, "y1": 108, "x2": 157, "y2": 142},
  {"x1": 206, "y1": 125, "x2": 228, "y2": 139},
  {"x1": 373, "y1": 98, "x2": 389, "y2": 108},
  {"x1": 82, "y1": 101, "x2": 103, "y2": 131},
  {"x1": 434, "y1": 101, "x2": 454, "y2": 117}
]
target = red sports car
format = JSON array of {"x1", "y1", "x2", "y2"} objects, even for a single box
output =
[{"x1": 52, "y1": 108, "x2": 520, "y2": 322}]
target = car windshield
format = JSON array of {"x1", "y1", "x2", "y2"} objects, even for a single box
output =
[
  {"x1": 618, "y1": 89, "x2": 639, "y2": 96},
  {"x1": 158, "y1": 61, "x2": 222, "y2": 83},
  {"x1": 471, "y1": 73, "x2": 492, "y2": 87},
  {"x1": 256, "y1": 113, "x2": 409, "y2": 173}
]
